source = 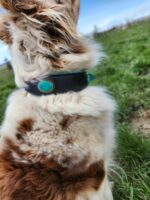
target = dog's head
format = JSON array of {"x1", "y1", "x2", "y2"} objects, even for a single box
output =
[{"x1": 0, "y1": 0, "x2": 101, "y2": 87}]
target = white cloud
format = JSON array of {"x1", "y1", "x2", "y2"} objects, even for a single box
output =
[
  {"x1": 98, "y1": 17, "x2": 117, "y2": 31},
  {"x1": 97, "y1": 1, "x2": 150, "y2": 32}
]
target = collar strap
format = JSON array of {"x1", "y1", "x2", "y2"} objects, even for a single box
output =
[{"x1": 25, "y1": 71, "x2": 89, "y2": 96}]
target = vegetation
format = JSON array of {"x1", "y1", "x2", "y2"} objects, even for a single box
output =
[
  {"x1": 0, "y1": 67, "x2": 15, "y2": 122},
  {"x1": 0, "y1": 19, "x2": 150, "y2": 200},
  {"x1": 93, "y1": 19, "x2": 150, "y2": 200}
]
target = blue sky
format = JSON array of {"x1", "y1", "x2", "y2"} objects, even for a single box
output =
[
  {"x1": 78, "y1": 0, "x2": 150, "y2": 33},
  {"x1": 0, "y1": 0, "x2": 150, "y2": 65}
]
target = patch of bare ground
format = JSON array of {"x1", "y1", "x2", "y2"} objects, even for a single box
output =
[{"x1": 131, "y1": 109, "x2": 150, "y2": 139}]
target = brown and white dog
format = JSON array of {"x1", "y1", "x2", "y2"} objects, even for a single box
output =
[{"x1": 0, "y1": 0, "x2": 116, "y2": 199}]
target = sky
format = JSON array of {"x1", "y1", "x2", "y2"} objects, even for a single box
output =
[
  {"x1": 0, "y1": 0, "x2": 150, "y2": 65},
  {"x1": 78, "y1": 0, "x2": 150, "y2": 33}
]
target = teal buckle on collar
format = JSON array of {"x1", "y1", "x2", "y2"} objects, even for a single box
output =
[{"x1": 38, "y1": 80, "x2": 55, "y2": 94}]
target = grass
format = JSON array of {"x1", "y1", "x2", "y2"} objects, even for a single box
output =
[
  {"x1": 0, "y1": 67, "x2": 15, "y2": 122},
  {"x1": 113, "y1": 125, "x2": 150, "y2": 200},
  {"x1": 93, "y1": 19, "x2": 150, "y2": 200},
  {"x1": 0, "y1": 19, "x2": 150, "y2": 200}
]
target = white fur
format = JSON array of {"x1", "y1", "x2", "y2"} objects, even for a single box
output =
[{"x1": 0, "y1": 86, "x2": 116, "y2": 200}]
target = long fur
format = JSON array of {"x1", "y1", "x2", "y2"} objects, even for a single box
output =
[{"x1": 0, "y1": 0, "x2": 116, "y2": 199}]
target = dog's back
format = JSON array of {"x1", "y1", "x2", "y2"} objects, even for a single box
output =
[{"x1": 0, "y1": 1, "x2": 116, "y2": 199}]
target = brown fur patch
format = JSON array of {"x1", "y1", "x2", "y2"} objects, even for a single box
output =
[
  {"x1": 42, "y1": 17, "x2": 76, "y2": 43},
  {"x1": 16, "y1": 119, "x2": 34, "y2": 141},
  {"x1": 0, "y1": 138, "x2": 105, "y2": 200},
  {"x1": 17, "y1": 118, "x2": 34, "y2": 133},
  {"x1": 0, "y1": 19, "x2": 12, "y2": 44},
  {"x1": 70, "y1": 42, "x2": 87, "y2": 54},
  {"x1": 0, "y1": 0, "x2": 41, "y2": 15},
  {"x1": 19, "y1": 40, "x2": 26, "y2": 53},
  {"x1": 60, "y1": 116, "x2": 79, "y2": 130}
]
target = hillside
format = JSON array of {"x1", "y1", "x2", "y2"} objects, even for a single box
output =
[
  {"x1": 94, "y1": 19, "x2": 150, "y2": 200},
  {"x1": 0, "y1": 19, "x2": 150, "y2": 200}
]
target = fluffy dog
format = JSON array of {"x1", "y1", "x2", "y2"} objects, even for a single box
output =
[{"x1": 0, "y1": 0, "x2": 116, "y2": 199}]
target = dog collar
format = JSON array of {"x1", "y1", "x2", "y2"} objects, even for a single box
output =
[{"x1": 25, "y1": 71, "x2": 94, "y2": 96}]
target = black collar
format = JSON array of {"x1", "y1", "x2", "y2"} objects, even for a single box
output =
[{"x1": 25, "y1": 71, "x2": 88, "y2": 96}]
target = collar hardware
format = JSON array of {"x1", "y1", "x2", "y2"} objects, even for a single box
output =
[{"x1": 38, "y1": 80, "x2": 55, "y2": 94}]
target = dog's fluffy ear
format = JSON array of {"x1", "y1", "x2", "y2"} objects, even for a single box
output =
[
  {"x1": 0, "y1": 0, "x2": 41, "y2": 15},
  {"x1": 0, "y1": 17, "x2": 12, "y2": 44},
  {"x1": 57, "y1": 0, "x2": 80, "y2": 23}
]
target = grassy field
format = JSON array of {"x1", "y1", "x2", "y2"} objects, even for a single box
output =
[
  {"x1": 94, "y1": 19, "x2": 150, "y2": 200},
  {"x1": 0, "y1": 19, "x2": 150, "y2": 199},
  {"x1": 0, "y1": 67, "x2": 15, "y2": 122}
]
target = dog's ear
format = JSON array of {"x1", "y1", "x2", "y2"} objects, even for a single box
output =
[
  {"x1": 0, "y1": 17, "x2": 12, "y2": 44},
  {"x1": 57, "y1": 0, "x2": 80, "y2": 23},
  {"x1": 0, "y1": 0, "x2": 41, "y2": 15}
]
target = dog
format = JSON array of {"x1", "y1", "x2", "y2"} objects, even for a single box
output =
[{"x1": 0, "y1": 0, "x2": 116, "y2": 199}]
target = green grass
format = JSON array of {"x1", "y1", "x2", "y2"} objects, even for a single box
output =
[
  {"x1": 112, "y1": 124, "x2": 150, "y2": 200},
  {"x1": 0, "y1": 19, "x2": 150, "y2": 200},
  {"x1": 0, "y1": 67, "x2": 15, "y2": 122},
  {"x1": 93, "y1": 19, "x2": 150, "y2": 200}
]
